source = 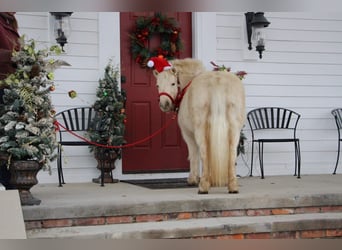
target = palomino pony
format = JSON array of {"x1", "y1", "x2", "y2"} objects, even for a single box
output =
[{"x1": 152, "y1": 58, "x2": 245, "y2": 194}]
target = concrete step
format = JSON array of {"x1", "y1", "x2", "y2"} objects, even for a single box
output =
[{"x1": 26, "y1": 212, "x2": 342, "y2": 239}]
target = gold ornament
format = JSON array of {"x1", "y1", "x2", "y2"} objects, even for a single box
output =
[{"x1": 68, "y1": 90, "x2": 77, "y2": 99}]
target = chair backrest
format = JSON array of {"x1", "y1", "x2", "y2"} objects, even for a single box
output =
[
  {"x1": 55, "y1": 107, "x2": 95, "y2": 132},
  {"x1": 331, "y1": 108, "x2": 342, "y2": 130},
  {"x1": 247, "y1": 107, "x2": 301, "y2": 132}
]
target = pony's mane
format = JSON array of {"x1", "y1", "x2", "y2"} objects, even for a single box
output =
[{"x1": 170, "y1": 58, "x2": 206, "y2": 78}]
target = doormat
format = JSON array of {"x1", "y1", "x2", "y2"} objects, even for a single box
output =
[{"x1": 122, "y1": 178, "x2": 194, "y2": 189}]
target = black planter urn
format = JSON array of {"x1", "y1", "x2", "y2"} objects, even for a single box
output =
[
  {"x1": 9, "y1": 160, "x2": 42, "y2": 206},
  {"x1": 92, "y1": 148, "x2": 119, "y2": 184}
]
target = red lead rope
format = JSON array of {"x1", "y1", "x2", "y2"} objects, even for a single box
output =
[
  {"x1": 54, "y1": 114, "x2": 177, "y2": 149},
  {"x1": 55, "y1": 81, "x2": 191, "y2": 149}
]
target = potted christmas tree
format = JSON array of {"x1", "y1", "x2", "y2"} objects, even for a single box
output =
[
  {"x1": 87, "y1": 61, "x2": 126, "y2": 184},
  {"x1": 0, "y1": 37, "x2": 68, "y2": 205}
]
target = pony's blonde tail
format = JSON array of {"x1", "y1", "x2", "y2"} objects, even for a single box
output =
[{"x1": 208, "y1": 88, "x2": 229, "y2": 187}]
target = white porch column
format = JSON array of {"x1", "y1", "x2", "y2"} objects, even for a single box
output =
[
  {"x1": 98, "y1": 12, "x2": 121, "y2": 74},
  {"x1": 192, "y1": 12, "x2": 217, "y2": 70}
]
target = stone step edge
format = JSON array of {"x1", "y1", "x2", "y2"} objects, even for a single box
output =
[
  {"x1": 26, "y1": 212, "x2": 342, "y2": 239},
  {"x1": 23, "y1": 193, "x2": 342, "y2": 222},
  {"x1": 25, "y1": 205, "x2": 342, "y2": 230}
]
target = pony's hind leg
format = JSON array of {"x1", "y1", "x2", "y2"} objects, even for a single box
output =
[
  {"x1": 181, "y1": 131, "x2": 200, "y2": 186},
  {"x1": 227, "y1": 124, "x2": 240, "y2": 193},
  {"x1": 194, "y1": 126, "x2": 211, "y2": 194}
]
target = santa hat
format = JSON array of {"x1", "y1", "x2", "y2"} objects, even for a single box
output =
[{"x1": 147, "y1": 56, "x2": 172, "y2": 73}]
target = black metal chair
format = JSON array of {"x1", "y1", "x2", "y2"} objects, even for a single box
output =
[
  {"x1": 54, "y1": 107, "x2": 95, "y2": 187},
  {"x1": 247, "y1": 107, "x2": 301, "y2": 179},
  {"x1": 331, "y1": 108, "x2": 342, "y2": 175}
]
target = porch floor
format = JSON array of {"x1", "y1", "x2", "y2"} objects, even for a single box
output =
[{"x1": 23, "y1": 174, "x2": 342, "y2": 239}]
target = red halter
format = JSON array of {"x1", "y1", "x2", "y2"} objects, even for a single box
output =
[{"x1": 158, "y1": 80, "x2": 192, "y2": 112}]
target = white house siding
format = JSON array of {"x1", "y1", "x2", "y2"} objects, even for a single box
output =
[
  {"x1": 216, "y1": 12, "x2": 342, "y2": 177},
  {"x1": 13, "y1": 12, "x2": 342, "y2": 184}
]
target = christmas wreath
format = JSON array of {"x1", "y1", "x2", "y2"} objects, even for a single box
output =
[{"x1": 130, "y1": 13, "x2": 183, "y2": 67}]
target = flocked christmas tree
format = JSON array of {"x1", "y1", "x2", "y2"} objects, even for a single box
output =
[
  {"x1": 88, "y1": 62, "x2": 126, "y2": 158},
  {"x1": 0, "y1": 37, "x2": 68, "y2": 172}
]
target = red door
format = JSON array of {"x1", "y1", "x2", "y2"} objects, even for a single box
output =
[{"x1": 120, "y1": 12, "x2": 192, "y2": 173}]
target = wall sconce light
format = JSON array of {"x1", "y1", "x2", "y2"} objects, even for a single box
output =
[
  {"x1": 50, "y1": 12, "x2": 73, "y2": 51},
  {"x1": 245, "y1": 12, "x2": 270, "y2": 59}
]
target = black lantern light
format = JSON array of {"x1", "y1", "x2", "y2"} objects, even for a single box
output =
[
  {"x1": 50, "y1": 12, "x2": 73, "y2": 51},
  {"x1": 245, "y1": 12, "x2": 270, "y2": 59}
]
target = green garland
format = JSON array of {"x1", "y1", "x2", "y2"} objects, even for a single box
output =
[{"x1": 130, "y1": 13, "x2": 183, "y2": 67}]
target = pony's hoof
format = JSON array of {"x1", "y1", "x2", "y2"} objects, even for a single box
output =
[
  {"x1": 187, "y1": 176, "x2": 199, "y2": 186},
  {"x1": 229, "y1": 190, "x2": 239, "y2": 194},
  {"x1": 198, "y1": 190, "x2": 208, "y2": 194},
  {"x1": 187, "y1": 180, "x2": 198, "y2": 186},
  {"x1": 187, "y1": 182, "x2": 197, "y2": 187}
]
